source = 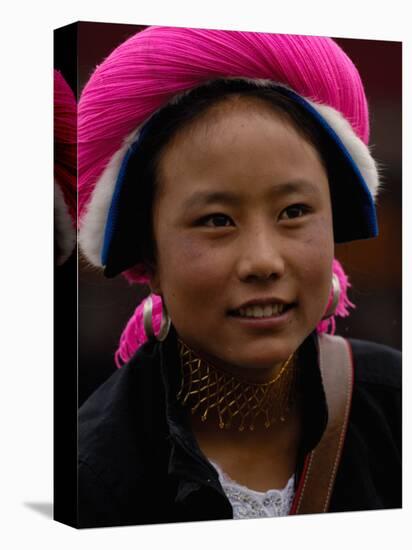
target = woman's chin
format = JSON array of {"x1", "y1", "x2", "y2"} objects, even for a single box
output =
[
  {"x1": 183, "y1": 335, "x2": 300, "y2": 378},
  {"x1": 218, "y1": 347, "x2": 297, "y2": 378}
]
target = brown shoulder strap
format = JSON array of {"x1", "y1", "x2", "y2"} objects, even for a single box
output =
[{"x1": 290, "y1": 334, "x2": 354, "y2": 514}]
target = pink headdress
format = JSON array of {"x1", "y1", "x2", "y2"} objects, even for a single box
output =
[
  {"x1": 54, "y1": 69, "x2": 77, "y2": 265},
  {"x1": 77, "y1": 26, "x2": 379, "y2": 366}
]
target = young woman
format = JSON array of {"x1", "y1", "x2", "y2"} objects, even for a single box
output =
[{"x1": 77, "y1": 27, "x2": 401, "y2": 528}]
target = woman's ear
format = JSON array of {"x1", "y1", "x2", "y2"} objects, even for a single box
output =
[{"x1": 146, "y1": 261, "x2": 162, "y2": 295}]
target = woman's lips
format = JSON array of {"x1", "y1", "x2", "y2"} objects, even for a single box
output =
[
  {"x1": 235, "y1": 302, "x2": 288, "y2": 318},
  {"x1": 228, "y1": 302, "x2": 295, "y2": 329}
]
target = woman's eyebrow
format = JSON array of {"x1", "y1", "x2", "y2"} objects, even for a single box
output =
[
  {"x1": 181, "y1": 180, "x2": 321, "y2": 212},
  {"x1": 267, "y1": 179, "x2": 323, "y2": 198},
  {"x1": 181, "y1": 191, "x2": 242, "y2": 212}
]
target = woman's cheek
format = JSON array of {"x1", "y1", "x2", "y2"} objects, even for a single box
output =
[
  {"x1": 295, "y1": 228, "x2": 334, "y2": 296},
  {"x1": 159, "y1": 233, "x2": 228, "y2": 298},
  {"x1": 302, "y1": 217, "x2": 334, "y2": 264}
]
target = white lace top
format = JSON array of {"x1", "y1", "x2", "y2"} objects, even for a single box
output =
[{"x1": 210, "y1": 460, "x2": 295, "y2": 519}]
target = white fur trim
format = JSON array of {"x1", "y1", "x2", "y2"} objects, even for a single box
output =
[
  {"x1": 78, "y1": 128, "x2": 141, "y2": 267},
  {"x1": 79, "y1": 79, "x2": 380, "y2": 269},
  {"x1": 311, "y1": 102, "x2": 379, "y2": 198},
  {"x1": 54, "y1": 181, "x2": 76, "y2": 265}
]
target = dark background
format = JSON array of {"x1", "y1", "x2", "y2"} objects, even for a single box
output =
[{"x1": 55, "y1": 22, "x2": 402, "y2": 406}]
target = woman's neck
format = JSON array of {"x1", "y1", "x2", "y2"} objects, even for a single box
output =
[
  {"x1": 190, "y1": 397, "x2": 302, "y2": 492},
  {"x1": 177, "y1": 339, "x2": 300, "y2": 432}
]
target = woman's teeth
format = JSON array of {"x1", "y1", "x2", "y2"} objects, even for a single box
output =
[{"x1": 237, "y1": 303, "x2": 286, "y2": 318}]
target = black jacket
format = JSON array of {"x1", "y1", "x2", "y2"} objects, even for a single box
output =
[{"x1": 78, "y1": 329, "x2": 401, "y2": 528}]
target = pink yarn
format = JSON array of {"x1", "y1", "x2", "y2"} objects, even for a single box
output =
[
  {"x1": 78, "y1": 26, "x2": 369, "y2": 223},
  {"x1": 115, "y1": 259, "x2": 355, "y2": 367},
  {"x1": 115, "y1": 293, "x2": 163, "y2": 368},
  {"x1": 54, "y1": 69, "x2": 77, "y2": 226},
  {"x1": 316, "y1": 259, "x2": 355, "y2": 335},
  {"x1": 123, "y1": 264, "x2": 151, "y2": 285}
]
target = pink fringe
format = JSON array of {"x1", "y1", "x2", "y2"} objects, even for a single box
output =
[
  {"x1": 123, "y1": 265, "x2": 150, "y2": 285},
  {"x1": 115, "y1": 293, "x2": 163, "y2": 368},
  {"x1": 316, "y1": 258, "x2": 355, "y2": 335},
  {"x1": 115, "y1": 258, "x2": 355, "y2": 367},
  {"x1": 54, "y1": 70, "x2": 77, "y2": 227}
]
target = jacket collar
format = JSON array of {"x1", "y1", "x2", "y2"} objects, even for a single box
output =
[{"x1": 158, "y1": 328, "x2": 221, "y2": 481}]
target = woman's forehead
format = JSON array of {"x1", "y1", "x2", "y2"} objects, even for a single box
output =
[
  {"x1": 159, "y1": 95, "x2": 324, "y2": 165},
  {"x1": 156, "y1": 98, "x2": 328, "y2": 202},
  {"x1": 166, "y1": 94, "x2": 292, "y2": 144}
]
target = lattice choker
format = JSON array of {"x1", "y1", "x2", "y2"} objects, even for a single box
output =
[{"x1": 176, "y1": 340, "x2": 298, "y2": 432}]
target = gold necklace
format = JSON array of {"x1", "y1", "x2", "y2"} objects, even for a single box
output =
[{"x1": 176, "y1": 340, "x2": 298, "y2": 432}]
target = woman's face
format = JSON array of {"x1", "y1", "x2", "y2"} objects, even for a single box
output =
[{"x1": 151, "y1": 96, "x2": 334, "y2": 377}]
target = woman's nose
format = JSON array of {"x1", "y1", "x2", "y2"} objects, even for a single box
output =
[{"x1": 236, "y1": 229, "x2": 285, "y2": 282}]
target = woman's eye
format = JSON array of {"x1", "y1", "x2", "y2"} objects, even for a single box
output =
[
  {"x1": 200, "y1": 214, "x2": 234, "y2": 228},
  {"x1": 279, "y1": 204, "x2": 310, "y2": 220}
]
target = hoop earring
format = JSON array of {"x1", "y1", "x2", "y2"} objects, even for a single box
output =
[
  {"x1": 322, "y1": 273, "x2": 341, "y2": 320},
  {"x1": 143, "y1": 294, "x2": 171, "y2": 342}
]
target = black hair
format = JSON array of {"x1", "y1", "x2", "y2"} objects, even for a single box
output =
[{"x1": 104, "y1": 79, "x2": 345, "y2": 278}]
